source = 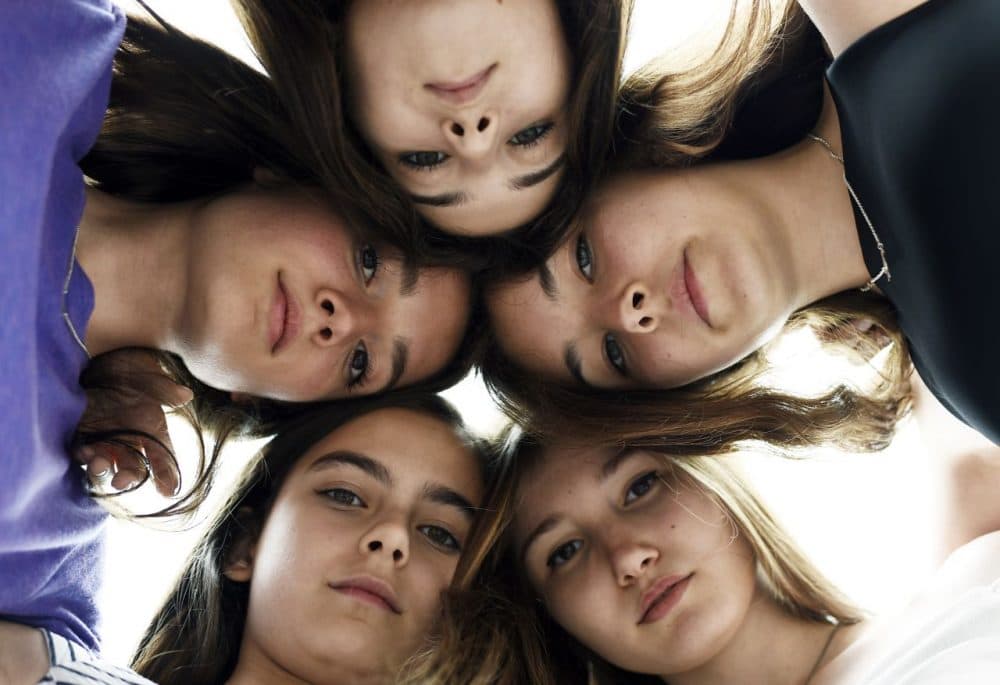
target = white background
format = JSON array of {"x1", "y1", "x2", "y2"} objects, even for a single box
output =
[{"x1": 99, "y1": 0, "x2": 939, "y2": 666}]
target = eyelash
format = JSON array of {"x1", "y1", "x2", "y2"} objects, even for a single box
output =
[
  {"x1": 321, "y1": 487, "x2": 366, "y2": 508},
  {"x1": 345, "y1": 245, "x2": 380, "y2": 390},
  {"x1": 604, "y1": 333, "x2": 627, "y2": 376},
  {"x1": 625, "y1": 470, "x2": 660, "y2": 505},
  {"x1": 419, "y1": 525, "x2": 462, "y2": 553},
  {"x1": 396, "y1": 121, "x2": 555, "y2": 172},
  {"x1": 575, "y1": 233, "x2": 594, "y2": 281}
]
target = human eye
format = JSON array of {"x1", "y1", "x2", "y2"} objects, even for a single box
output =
[
  {"x1": 604, "y1": 333, "x2": 627, "y2": 376},
  {"x1": 546, "y1": 539, "x2": 583, "y2": 569},
  {"x1": 347, "y1": 342, "x2": 370, "y2": 389},
  {"x1": 575, "y1": 233, "x2": 593, "y2": 281},
  {"x1": 507, "y1": 121, "x2": 554, "y2": 148},
  {"x1": 321, "y1": 487, "x2": 366, "y2": 508},
  {"x1": 418, "y1": 524, "x2": 461, "y2": 553},
  {"x1": 398, "y1": 151, "x2": 449, "y2": 171},
  {"x1": 624, "y1": 470, "x2": 660, "y2": 505},
  {"x1": 358, "y1": 244, "x2": 379, "y2": 285}
]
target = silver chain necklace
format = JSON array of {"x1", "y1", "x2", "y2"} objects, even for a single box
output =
[
  {"x1": 807, "y1": 133, "x2": 892, "y2": 292},
  {"x1": 62, "y1": 223, "x2": 92, "y2": 359}
]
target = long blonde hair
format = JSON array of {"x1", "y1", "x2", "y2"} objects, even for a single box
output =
[{"x1": 411, "y1": 428, "x2": 865, "y2": 684}]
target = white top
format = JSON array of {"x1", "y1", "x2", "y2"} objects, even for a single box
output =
[{"x1": 36, "y1": 628, "x2": 155, "y2": 685}]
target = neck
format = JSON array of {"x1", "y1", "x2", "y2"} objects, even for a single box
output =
[
  {"x1": 726, "y1": 86, "x2": 872, "y2": 312},
  {"x1": 76, "y1": 189, "x2": 195, "y2": 357},
  {"x1": 663, "y1": 593, "x2": 842, "y2": 685}
]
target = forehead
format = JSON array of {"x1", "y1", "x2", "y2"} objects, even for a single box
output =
[
  {"x1": 295, "y1": 408, "x2": 481, "y2": 496},
  {"x1": 515, "y1": 445, "x2": 616, "y2": 519},
  {"x1": 394, "y1": 267, "x2": 472, "y2": 386},
  {"x1": 486, "y1": 272, "x2": 577, "y2": 382}
]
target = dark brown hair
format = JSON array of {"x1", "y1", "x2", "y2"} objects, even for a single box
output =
[
  {"x1": 131, "y1": 393, "x2": 491, "y2": 685},
  {"x1": 480, "y1": 3, "x2": 913, "y2": 455},
  {"x1": 229, "y1": 0, "x2": 635, "y2": 275},
  {"x1": 76, "y1": 13, "x2": 484, "y2": 518}
]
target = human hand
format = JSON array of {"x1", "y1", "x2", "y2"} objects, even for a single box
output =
[{"x1": 74, "y1": 349, "x2": 193, "y2": 498}]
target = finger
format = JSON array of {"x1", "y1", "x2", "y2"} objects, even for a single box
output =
[
  {"x1": 111, "y1": 464, "x2": 145, "y2": 492},
  {"x1": 144, "y1": 443, "x2": 181, "y2": 497}
]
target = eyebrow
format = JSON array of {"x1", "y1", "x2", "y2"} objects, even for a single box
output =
[
  {"x1": 520, "y1": 513, "x2": 565, "y2": 566},
  {"x1": 409, "y1": 155, "x2": 566, "y2": 209},
  {"x1": 600, "y1": 448, "x2": 640, "y2": 483},
  {"x1": 563, "y1": 342, "x2": 589, "y2": 387},
  {"x1": 309, "y1": 451, "x2": 392, "y2": 486},
  {"x1": 399, "y1": 261, "x2": 420, "y2": 296},
  {"x1": 377, "y1": 338, "x2": 408, "y2": 395},
  {"x1": 422, "y1": 483, "x2": 477, "y2": 520},
  {"x1": 509, "y1": 155, "x2": 566, "y2": 191},
  {"x1": 538, "y1": 263, "x2": 558, "y2": 300}
]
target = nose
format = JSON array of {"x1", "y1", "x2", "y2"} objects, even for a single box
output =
[
  {"x1": 611, "y1": 541, "x2": 659, "y2": 587},
  {"x1": 442, "y1": 109, "x2": 500, "y2": 161},
  {"x1": 310, "y1": 288, "x2": 372, "y2": 347},
  {"x1": 618, "y1": 282, "x2": 659, "y2": 333},
  {"x1": 360, "y1": 521, "x2": 410, "y2": 568}
]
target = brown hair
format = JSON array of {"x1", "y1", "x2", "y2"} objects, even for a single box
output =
[
  {"x1": 417, "y1": 427, "x2": 865, "y2": 684},
  {"x1": 76, "y1": 13, "x2": 483, "y2": 519},
  {"x1": 131, "y1": 393, "x2": 491, "y2": 685},
  {"x1": 480, "y1": 2, "x2": 913, "y2": 455},
  {"x1": 230, "y1": 0, "x2": 635, "y2": 274}
]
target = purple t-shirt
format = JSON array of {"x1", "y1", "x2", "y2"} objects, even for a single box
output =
[{"x1": 0, "y1": 0, "x2": 125, "y2": 652}]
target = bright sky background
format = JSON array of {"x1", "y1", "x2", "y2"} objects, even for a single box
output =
[{"x1": 99, "y1": 0, "x2": 939, "y2": 667}]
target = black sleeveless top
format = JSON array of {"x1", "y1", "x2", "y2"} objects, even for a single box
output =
[{"x1": 827, "y1": 0, "x2": 1000, "y2": 444}]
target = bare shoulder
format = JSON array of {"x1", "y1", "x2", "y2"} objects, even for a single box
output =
[
  {"x1": 930, "y1": 530, "x2": 1000, "y2": 595},
  {"x1": 796, "y1": 1, "x2": 931, "y2": 56},
  {"x1": 0, "y1": 621, "x2": 49, "y2": 685}
]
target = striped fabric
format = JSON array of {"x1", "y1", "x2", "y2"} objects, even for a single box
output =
[{"x1": 36, "y1": 629, "x2": 155, "y2": 685}]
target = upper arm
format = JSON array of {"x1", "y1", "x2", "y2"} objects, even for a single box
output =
[{"x1": 795, "y1": 0, "x2": 930, "y2": 56}]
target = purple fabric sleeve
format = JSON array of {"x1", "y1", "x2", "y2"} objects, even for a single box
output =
[{"x1": 0, "y1": 0, "x2": 125, "y2": 652}]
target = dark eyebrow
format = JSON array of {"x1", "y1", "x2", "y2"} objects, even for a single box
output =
[
  {"x1": 599, "y1": 448, "x2": 641, "y2": 483},
  {"x1": 410, "y1": 191, "x2": 468, "y2": 208},
  {"x1": 409, "y1": 155, "x2": 565, "y2": 209},
  {"x1": 377, "y1": 338, "x2": 408, "y2": 395},
  {"x1": 309, "y1": 451, "x2": 392, "y2": 486},
  {"x1": 399, "y1": 260, "x2": 419, "y2": 296},
  {"x1": 538, "y1": 263, "x2": 558, "y2": 300},
  {"x1": 564, "y1": 342, "x2": 590, "y2": 387},
  {"x1": 422, "y1": 483, "x2": 477, "y2": 521},
  {"x1": 520, "y1": 514, "x2": 564, "y2": 565},
  {"x1": 509, "y1": 155, "x2": 566, "y2": 191}
]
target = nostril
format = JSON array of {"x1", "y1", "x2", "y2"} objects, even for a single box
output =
[
  {"x1": 368, "y1": 540, "x2": 382, "y2": 552},
  {"x1": 639, "y1": 316, "x2": 653, "y2": 328},
  {"x1": 392, "y1": 549, "x2": 403, "y2": 562},
  {"x1": 632, "y1": 291, "x2": 644, "y2": 308},
  {"x1": 321, "y1": 299, "x2": 334, "y2": 315},
  {"x1": 320, "y1": 327, "x2": 332, "y2": 341},
  {"x1": 477, "y1": 117, "x2": 490, "y2": 132},
  {"x1": 451, "y1": 122, "x2": 464, "y2": 136}
]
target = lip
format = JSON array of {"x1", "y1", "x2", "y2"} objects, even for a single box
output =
[
  {"x1": 329, "y1": 575, "x2": 402, "y2": 614},
  {"x1": 424, "y1": 63, "x2": 496, "y2": 105},
  {"x1": 638, "y1": 573, "x2": 692, "y2": 625},
  {"x1": 269, "y1": 272, "x2": 301, "y2": 355},
  {"x1": 683, "y1": 252, "x2": 712, "y2": 327}
]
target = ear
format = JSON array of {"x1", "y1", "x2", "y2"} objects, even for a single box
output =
[{"x1": 222, "y1": 507, "x2": 258, "y2": 583}]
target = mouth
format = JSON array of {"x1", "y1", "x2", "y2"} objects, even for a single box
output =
[
  {"x1": 681, "y1": 250, "x2": 712, "y2": 327},
  {"x1": 330, "y1": 576, "x2": 402, "y2": 614},
  {"x1": 638, "y1": 573, "x2": 692, "y2": 625},
  {"x1": 269, "y1": 272, "x2": 301, "y2": 355},
  {"x1": 424, "y1": 63, "x2": 497, "y2": 105}
]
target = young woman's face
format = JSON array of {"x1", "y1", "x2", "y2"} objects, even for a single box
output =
[
  {"x1": 345, "y1": 0, "x2": 572, "y2": 236},
  {"x1": 236, "y1": 408, "x2": 483, "y2": 683},
  {"x1": 487, "y1": 168, "x2": 795, "y2": 390},
  {"x1": 513, "y1": 446, "x2": 757, "y2": 676},
  {"x1": 180, "y1": 187, "x2": 471, "y2": 402}
]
